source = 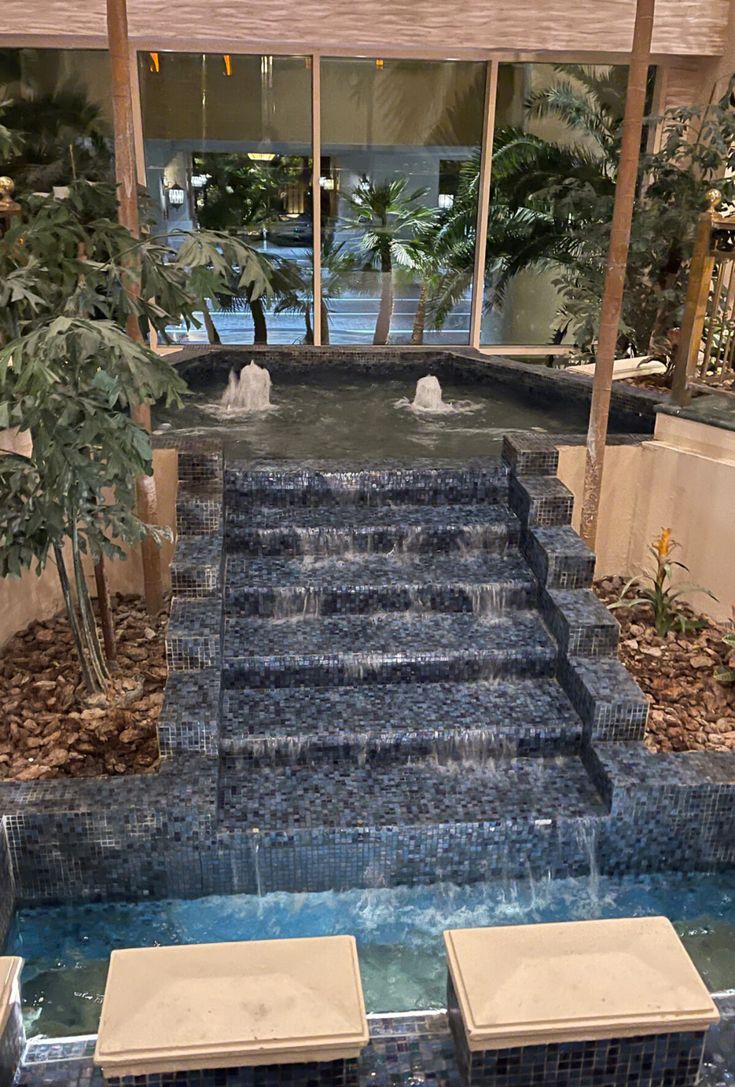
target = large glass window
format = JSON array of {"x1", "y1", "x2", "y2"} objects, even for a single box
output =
[
  {"x1": 320, "y1": 58, "x2": 487, "y2": 346},
  {"x1": 481, "y1": 63, "x2": 627, "y2": 347},
  {"x1": 0, "y1": 48, "x2": 112, "y2": 191},
  {"x1": 138, "y1": 52, "x2": 313, "y2": 345}
]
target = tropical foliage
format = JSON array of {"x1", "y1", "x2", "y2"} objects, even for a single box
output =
[
  {"x1": 0, "y1": 179, "x2": 271, "y2": 691},
  {"x1": 345, "y1": 177, "x2": 435, "y2": 344}
]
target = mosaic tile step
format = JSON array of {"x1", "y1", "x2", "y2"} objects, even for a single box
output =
[
  {"x1": 218, "y1": 752, "x2": 606, "y2": 829},
  {"x1": 220, "y1": 678, "x2": 583, "y2": 760},
  {"x1": 223, "y1": 611, "x2": 558, "y2": 688},
  {"x1": 225, "y1": 465, "x2": 508, "y2": 508},
  {"x1": 224, "y1": 553, "x2": 535, "y2": 617},
  {"x1": 226, "y1": 503, "x2": 519, "y2": 557}
]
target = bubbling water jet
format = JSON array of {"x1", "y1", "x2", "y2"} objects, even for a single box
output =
[
  {"x1": 395, "y1": 374, "x2": 479, "y2": 416},
  {"x1": 221, "y1": 361, "x2": 272, "y2": 412}
]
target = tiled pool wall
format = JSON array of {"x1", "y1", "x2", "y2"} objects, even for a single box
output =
[
  {"x1": 0, "y1": 828, "x2": 13, "y2": 947},
  {"x1": 446, "y1": 974, "x2": 708, "y2": 1087},
  {"x1": 0, "y1": 433, "x2": 734, "y2": 909},
  {"x1": 13, "y1": 997, "x2": 735, "y2": 1087}
]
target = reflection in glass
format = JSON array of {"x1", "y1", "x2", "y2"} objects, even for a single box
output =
[
  {"x1": 482, "y1": 63, "x2": 627, "y2": 347},
  {"x1": 0, "y1": 48, "x2": 112, "y2": 191},
  {"x1": 320, "y1": 57, "x2": 486, "y2": 345},
  {"x1": 138, "y1": 52, "x2": 313, "y2": 345}
]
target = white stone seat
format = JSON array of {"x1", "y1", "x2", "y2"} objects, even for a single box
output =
[
  {"x1": 0, "y1": 958, "x2": 22, "y2": 1027},
  {"x1": 0, "y1": 957, "x2": 24, "y2": 1087},
  {"x1": 94, "y1": 935, "x2": 369, "y2": 1079},
  {"x1": 444, "y1": 916, "x2": 719, "y2": 1050}
]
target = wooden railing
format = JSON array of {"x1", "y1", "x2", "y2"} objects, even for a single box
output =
[{"x1": 672, "y1": 189, "x2": 735, "y2": 404}]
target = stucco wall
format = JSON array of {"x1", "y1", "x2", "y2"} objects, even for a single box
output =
[
  {"x1": 558, "y1": 418, "x2": 735, "y2": 623},
  {"x1": 0, "y1": 449, "x2": 177, "y2": 647},
  {"x1": 1, "y1": 0, "x2": 730, "y2": 57}
]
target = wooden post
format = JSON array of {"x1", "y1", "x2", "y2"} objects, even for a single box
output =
[
  {"x1": 579, "y1": 0, "x2": 656, "y2": 549},
  {"x1": 469, "y1": 61, "x2": 499, "y2": 350},
  {"x1": 106, "y1": 0, "x2": 164, "y2": 614},
  {"x1": 670, "y1": 190, "x2": 720, "y2": 405}
]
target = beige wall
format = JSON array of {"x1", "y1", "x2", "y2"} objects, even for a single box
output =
[
  {"x1": 1, "y1": 0, "x2": 730, "y2": 58},
  {"x1": 558, "y1": 417, "x2": 735, "y2": 622},
  {"x1": 0, "y1": 449, "x2": 178, "y2": 647}
]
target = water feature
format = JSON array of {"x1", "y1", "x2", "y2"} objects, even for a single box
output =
[
  {"x1": 154, "y1": 370, "x2": 633, "y2": 462},
  {"x1": 9, "y1": 869, "x2": 735, "y2": 1038},
  {"x1": 400, "y1": 373, "x2": 479, "y2": 415},
  {"x1": 220, "y1": 361, "x2": 272, "y2": 412}
]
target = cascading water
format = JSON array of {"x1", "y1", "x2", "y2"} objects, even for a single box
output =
[{"x1": 221, "y1": 361, "x2": 272, "y2": 412}]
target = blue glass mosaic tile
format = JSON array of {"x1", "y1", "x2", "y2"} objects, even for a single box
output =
[{"x1": 226, "y1": 504, "x2": 519, "y2": 558}]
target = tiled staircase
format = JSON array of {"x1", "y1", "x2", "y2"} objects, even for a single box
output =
[{"x1": 168, "y1": 441, "x2": 650, "y2": 891}]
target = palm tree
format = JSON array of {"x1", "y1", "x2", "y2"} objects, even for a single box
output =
[
  {"x1": 274, "y1": 238, "x2": 358, "y2": 344},
  {"x1": 346, "y1": 177, "x2": 435, "y2": 345},
  {"x1": 420, "y1": 66, "x2": 624, "y2": 349}
]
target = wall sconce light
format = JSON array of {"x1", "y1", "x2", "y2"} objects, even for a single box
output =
[
  {"x1": 223, "y1": 54, "x2": 233, "y2": 77},
  {"x1": 319, "y1": 177, "x2": 335, "y2": 190},
  {"x1": 167, "y1": 185, "x2": 186, "y2": 207},
  {"x1": 148, "y1": 52, "x2": 160, "y2": 73},
  {"x1": 375, "y1": 58, "x2": 384, "y2": 69}
]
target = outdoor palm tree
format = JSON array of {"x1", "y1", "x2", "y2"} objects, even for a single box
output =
[
  {"x1": 346, "y1": 177, "x2": 435, "y2": 345},
  {"x1": 274, "y1": 238, "x2": 358, "y2": 344}
]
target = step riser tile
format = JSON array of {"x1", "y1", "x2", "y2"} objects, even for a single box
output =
[
  {"x1": 224, "y1": 649, "x2": 556, "y2": 689},
  {"x1": 225, "y1": 468, "x2": 508, "y2": 508},
  {"x1": 226, "y1": 523, "x2": 517, "y2": 558},
  {"x1": 221, "y1": 728, "x2": 582, "y2": 763},
  {"x1": 225, "y1": 582, "x2": 535, "y2": 619}
]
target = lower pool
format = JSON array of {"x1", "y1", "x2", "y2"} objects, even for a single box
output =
[{"x1": 8, "y1": 870, "x2": 735, "y2": 1039}]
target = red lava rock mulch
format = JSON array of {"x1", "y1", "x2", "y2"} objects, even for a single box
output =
[
  {"x1": 595, "y1": 577, "x2": 735, "y2": 753},
  {"x1": 0, "y1": 594, "x2": 168, "y2": 782}
]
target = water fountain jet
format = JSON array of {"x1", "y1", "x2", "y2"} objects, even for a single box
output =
[
  {"x1": 395, "y1": 374, "x2": 479, "y2": 415},
  {"x1": 413, "y1": 374, "x2": 446, "y2": 412},
  {"x1": 221, "y1": 361, "x2": 272, "y2": 412}
]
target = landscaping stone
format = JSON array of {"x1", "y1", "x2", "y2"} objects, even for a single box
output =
[
  {"x1": 0, "y1": 596, "x2": 167, "y2": 781},
  {"x1": 594, "y1": 577, "x2": 735, "y2": 753}
]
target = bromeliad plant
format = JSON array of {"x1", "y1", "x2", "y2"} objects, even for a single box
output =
[
  {"x1": 610, "y1": 528, "x2": 715, "y2": 637},
  {"x1": 0, "y1": 179, "x2": 271, "y2": 694}
]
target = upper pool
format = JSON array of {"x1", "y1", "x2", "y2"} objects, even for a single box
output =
[
  {"x1": 153, "y1": 360, "x2": 649, "y2": 462},
  {"x1": 8, "y1": 869, "x2": 735, "y2": 1039}
]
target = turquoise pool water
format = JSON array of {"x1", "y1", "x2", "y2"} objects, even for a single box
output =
[{"x1": 8, "y1": 870, "x2": 735, "y2": 1038}]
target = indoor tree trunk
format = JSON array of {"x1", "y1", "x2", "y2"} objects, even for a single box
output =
[
  {"x1": 71, "y1": 522, "x2": 109, "y2": 692},
  {"x1": 304, "y1": 307, "x2": 313, "y2": 344},
  {"x1": 201, "y1": 301, "x2": 221, "y2": 345},
  {"x1": 373, "y1": 253, "x2": 393, "y2": 346},
  {"x1": 411, "y1": 281, "x2": 428, "y2": 345},
  {"x1": 94, "y1": 557, "x2": 117, "y2": 664},
  {"x1": 54, "y1": 543, "x2": 99, "y2": 694},
  {"x1": 250, "y1": 298, "x2": 268, "y2": 344}
]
